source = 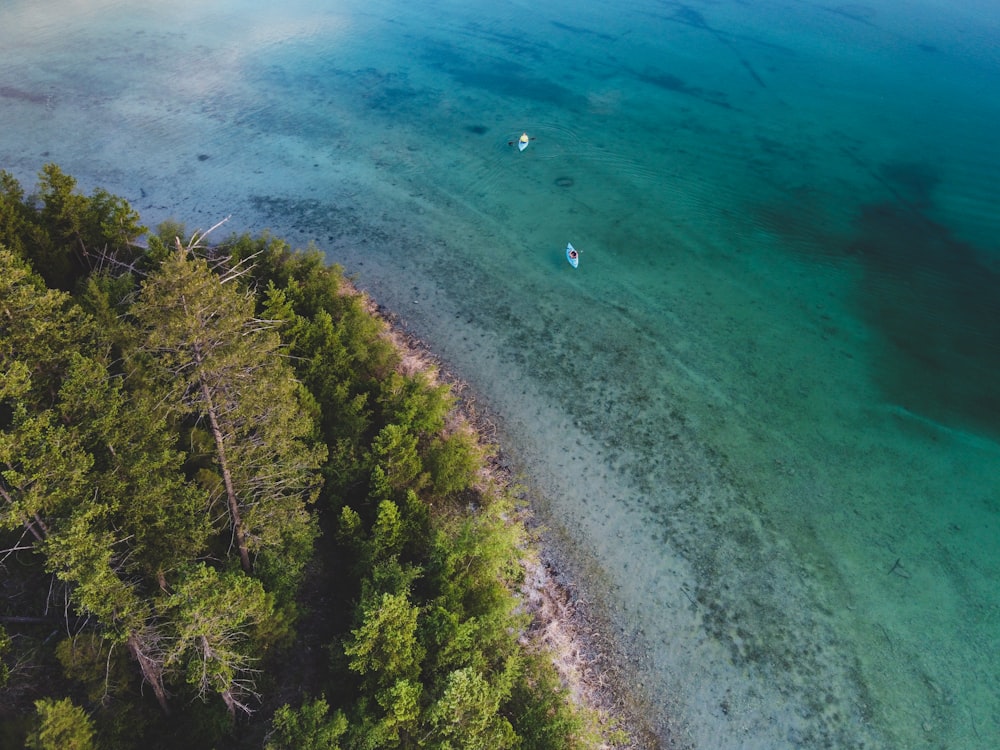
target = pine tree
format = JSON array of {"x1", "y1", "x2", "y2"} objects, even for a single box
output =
[
  {"x1": 162, "y1": 563, "x2": 276, "y2": 717},
  {"x1": 0, "y1": 381, "x2": 93, "y2": 543},
  {"x1": 0, "y1": 248, "x2": 99, "y2": 408},
  {"x1": 56, "y1": 353, "x2": 211, "y2": 580},
  {"x1": 33, "y1": 163, "x2": 146, "y2": 288},
  {"x1": 25, "y1": 697, "x2": 97, "y2": 750},
  {"x1": 425, "y1": 664, "x2": 519, "y2": 750},
  {"x1": 129, "y1": 240, "x2": 325, "y2": 581},
  {"x1": 266, "y1": 696, "x2": 348, "y2": 750},
  {"x1": 1, "y1": 247, "x2": 207, "y2": 715},
  {"x1": 41, "y1": 505, "x2": 174, "y2": 714}
]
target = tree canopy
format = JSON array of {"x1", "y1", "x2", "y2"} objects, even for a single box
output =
[{"x1": 0, "y1": 166, "x2": 616, "y2": 749}]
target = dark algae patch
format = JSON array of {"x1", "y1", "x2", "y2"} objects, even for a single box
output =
[
  {"x1": 851, "y1": 199, "x2": 1000, "y2": 437},
  {"x1": 844, "y1": 161, "x2": 1000, "y2": 437},
  {"x1": 633, "y1": 67, "x2": 737, "y2": 110},
  {"x1": 0, "y1": 85, "x2": 49, "y2": 104},
  {"x1": 759, "y1": 156, "x2": 1000, "y2": 438}
]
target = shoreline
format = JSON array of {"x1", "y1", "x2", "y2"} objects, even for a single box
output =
[{"x1": 364, "y1": 291, "x2": 668, "y2": 749}]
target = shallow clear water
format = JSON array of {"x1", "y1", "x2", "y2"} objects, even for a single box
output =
[{"x1": 3, "y1": 0, "x2": 999, "y2": 746}]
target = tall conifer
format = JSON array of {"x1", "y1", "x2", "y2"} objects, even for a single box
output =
[{"x1": 130, "y1": 241, "x2": 325, "y2": 581}]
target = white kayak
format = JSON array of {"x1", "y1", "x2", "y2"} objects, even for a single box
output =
[
  {"x1": 518, "y1": 132, "x2": 530, "y2": 151},
  {"x1": 566, "y1": 242, "x2": 579, "y2": 268}
]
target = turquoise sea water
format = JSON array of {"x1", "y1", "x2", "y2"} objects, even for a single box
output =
[{"x1": 2, "y1": 0, "x2": 999, "y2": 746}]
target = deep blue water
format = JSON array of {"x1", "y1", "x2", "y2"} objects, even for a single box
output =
[{"x1": 2, "y1": 0, "x2": 999, "y2": 747}]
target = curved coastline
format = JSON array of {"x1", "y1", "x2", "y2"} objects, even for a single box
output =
[
  {"x1": 345, "y1": 245, "x2": 889, "y2": 750},
  {"x1": 0, "y1": 180, "x2": 658, "y2": 748},
  {"x1": 2, "y1": 1, "x2": 997, "y2": 745},
  {"x1": 366, "y1": 293, "x2": 666, "y2": 748}
]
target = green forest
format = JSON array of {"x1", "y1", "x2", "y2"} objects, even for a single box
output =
[{"x1": 0, "y1": 165, "x2": 616, "y2": 749}]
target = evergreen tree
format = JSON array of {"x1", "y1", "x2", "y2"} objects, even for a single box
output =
[
  {"x1": 266, "y1": 697, "x2": 347, "y2": 750},
  {"x1": 56, "y1": 353, "x2": 211, "y2": 580},
  {"x1": 425, "y1": 664, "x2": 519, "y2": 750},
  {"x1": 341, "y1": 592, "x2": 425, "y2": 749},
  {"x1": 33, "y1": 163, "x2": 146, "y2": 289},
  {"x1": 0, "y1": 375, "x2": 93, "y2": 543},
  {"x1": 0, "y1": 171, "x2": 32, "y2": 259},
  {"x1": 129, "y1": 241, "x2": 325, "y2": 584},
  {"x1": 163, "y1": 563, "x2": 276, "y2": 717},
  {"x1": 39, "y1": 500, "x2": 174, "y2": 714},
  {"x1": 0, "y1": 248, "x2": 99, "y2": 407},
  {"x1": 0, "y1": 172, "x2": 609, "y2": 747},
  {"x1": 1, "y1": 245, "x2": 208, "y2": 716},
  {"x1": 25, "y1": 697, "x2": 97, "y2": 750},
  {"x1": 343, "y1": 592, "x2": 424, "y2": 692}
]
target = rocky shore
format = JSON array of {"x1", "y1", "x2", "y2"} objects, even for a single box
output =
[{"x1": 366, "y1": 290, "x2": 665, "y2": 749}]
